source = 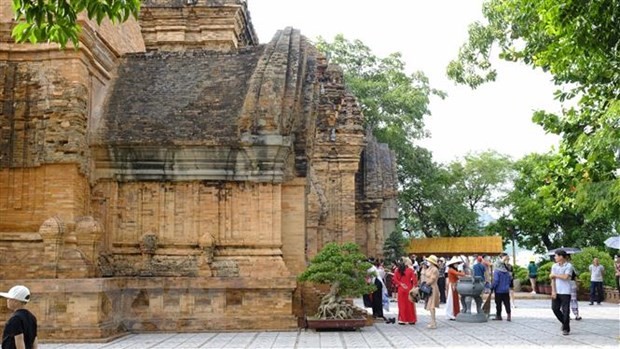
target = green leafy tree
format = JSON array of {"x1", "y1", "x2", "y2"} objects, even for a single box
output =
[
  {"x1": 298, "y1": 242, "x2": 373, "y2": 297},
  {"x1": 398, "y1": 146, "x2": 446, "y2": 237},
  {"x1": 317, "y1": 36, "x2": 512, "y2": 239},
  {"x1": 489, "y1": 153, "x2": 613, "y2": 252},
  {"x1": 383, "y1": 229, "x2": 406, "y2": 263},
  {"x1": 400, "y1": 149, "x2": 511, "y2": 238},
  {"x1": 451, "y1": 150, "x2": 513, "y2": 212},
  {"x1": 316, "y1": 35, "x2": 448, "y2": 237},
  {"x1": 398, "y1": 147, "x2": 480, "y2": 238},
  {"x1": 429, "y1": 150, "x2": 512, "y2": 237},
  {"x1": 430, "y1": 189, "x2": 480, "y2": 237},
  {"x1": 448, "y1": 0, "x2": 620, "y2": 225},
  {"x1": 298, "y1": 242, "x2": 374, "y2": 319},
  {"x1": 10, "y1": 0, "x2": 141, "y2": 47},
  {"x1": 316, "y1": 34, "x2": 445, "y2": 146}
]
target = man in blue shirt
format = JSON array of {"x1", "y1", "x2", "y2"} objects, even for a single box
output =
[{"x1": 473, "y1": 256, "x2": 486, "y2": 279}]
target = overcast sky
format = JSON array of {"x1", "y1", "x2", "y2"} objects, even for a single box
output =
[{"x1": 248, "y1": 0, "x2": 560, "y2": 164}]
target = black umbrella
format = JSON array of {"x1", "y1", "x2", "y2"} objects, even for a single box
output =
[{"x1": 547, "y1": 247, "x2": 581, "y2": 256}]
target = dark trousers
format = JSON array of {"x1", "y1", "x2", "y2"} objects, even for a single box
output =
[
  {"x1": 552, "y1": 294, "x2": 571, "y2": 332},
  {"x1": 438, "y1": 277, "x2": 446, "y2": 303},
  {"x1": 616, "y1": 276, "x2": 620, "y2": 294},
  {"x1": 363, "y1": 294, "x2": 372, "y2": 308},
  {"x1": 590, "y1": 281, "x2": 604, "y2": 303},
  {"x1": 495, "y1": 292, "x2": 510, "y2": 317},
  {"x1": 371, "y1": 278, "x2": 385, "y2": 319}
]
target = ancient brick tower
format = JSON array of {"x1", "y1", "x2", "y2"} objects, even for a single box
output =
[{"x1": 0, "y1": 0, "x2": 397, "y2": 339}]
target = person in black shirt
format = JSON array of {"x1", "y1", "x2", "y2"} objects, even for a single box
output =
[
  {"x1": 437, "y1": 258, "x2": 447, "y2": 304},
  {"x1": 0, "y1": 285, "x2": 38, "y2": 349}
]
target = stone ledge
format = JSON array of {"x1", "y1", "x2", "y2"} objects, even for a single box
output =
[
  {"x1": 0, "y1": 277, "x2": 297, "y2": 292},
  {"x1": 0, "y1": 232, "x2": 42, "y2": 242}
]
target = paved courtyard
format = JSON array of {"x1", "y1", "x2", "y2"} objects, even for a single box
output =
[{"x1": 40, "y1": 299, "x2": 619, "y2": 349}]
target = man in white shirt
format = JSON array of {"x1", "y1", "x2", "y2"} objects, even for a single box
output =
[
  {"x1": 550, "y1": 249, "x2": 574, "y2": 335},
  {"x1": 588, "y1": 258, "x2": 605, "y2": 305}
]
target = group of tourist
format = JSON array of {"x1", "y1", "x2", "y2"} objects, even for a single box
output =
[
  {"x1": 365, "y1": 251, "x2": 618, "y2": 334},
  {"x1": 366, "y1": 253, "x2": 507, "y2": 329},
  {"x1": 366, "y1": 255, "x2": 441, "y2": 329},
  {"x1": 0, "y1": 253, "x2": 617, "y2": 345}
]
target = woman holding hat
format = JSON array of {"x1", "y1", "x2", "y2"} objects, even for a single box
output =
[
  {"x1": 423, "y1": 255, "x2": 440, "y2": 329},
  {"x1": 393, "y1": 257, "x2": 418, "y2": 325},
  {"x1": 445, "y1": 256, "x2": 466, "y2": 320}
]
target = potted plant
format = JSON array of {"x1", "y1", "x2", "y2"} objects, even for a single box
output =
[{"x1": 298, "y1": 242, "x2": 375, "y2": 330}]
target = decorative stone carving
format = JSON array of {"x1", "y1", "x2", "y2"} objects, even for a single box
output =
[
  {"x1": 198, "y1": 232, "x2": 216, "y2": 276},
  {"x1": 57, "y1": 232, "x2": 93, "y2": 278}
]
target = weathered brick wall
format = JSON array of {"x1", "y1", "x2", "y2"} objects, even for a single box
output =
[
  {"x1": 355, "y1": 135, "x2": 399, "y2": 258},
  {"x1": 93, "y1": 180, "x2": 290, "y2": 278},
  {"x1": 0, "y1": 60, "x2": 89, "y2": 171},
  {"x1": 0, "y1": 214, "x2": 99, "y2": 280},
  {"x1": 305, "y1": 58, "x2": 366, "y2": 258},
  {"x1": 0, "y1": 277, "x2": 296, "y2": 340},
  {"x1": 139, "y1": 0, "x2": 257, "y2": 52},
  {"x1": 0, "y1": 279, "x2": 125, "y2": 340},
  {"x1": 281, "y1": 178, "x2": 306, "y2": 275},
  {"x1": 0, "y1": 0, "x2": 398, "y2": 337},
  {"x1": 0, "y1": 165, "x2": 89, "y2": 232}
]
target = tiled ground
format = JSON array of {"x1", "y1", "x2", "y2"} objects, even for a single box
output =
[{"x1": 40, "y1": 299, "x2": 619, "y2": 348}]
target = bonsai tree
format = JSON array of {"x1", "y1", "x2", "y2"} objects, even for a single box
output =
[{"x1": 298, "y1": 242, "x2": 375, "y2": 319}]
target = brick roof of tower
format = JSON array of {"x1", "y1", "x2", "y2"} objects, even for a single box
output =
[{"x1": 102, "y1": 47, "x2": 265, "y2": 145}]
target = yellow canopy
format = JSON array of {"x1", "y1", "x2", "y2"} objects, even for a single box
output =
[{"x1": 407, "y1": 236, "x2": 503, "y2": 256}]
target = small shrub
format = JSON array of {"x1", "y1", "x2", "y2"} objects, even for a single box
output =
[
  {"x1": 570, "y1": 247, "x2": 615, "y2": 287},
  {"x1": 537, "y1": 261, "x2": 554, "y2": 284},
  {"x1": 578, "y1": 272, "x2": 591, "y2": 290},
  {"x1": 513, "y1": 264, "x2": 529, "y2": 285}
]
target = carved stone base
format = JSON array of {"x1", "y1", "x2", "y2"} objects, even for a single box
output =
[
  {"x1": 455, "y1": 312, "x2": 488, "y2": 323},
  {"x1": 0, "y1": 276, "x2": 297, "y2": 340}
]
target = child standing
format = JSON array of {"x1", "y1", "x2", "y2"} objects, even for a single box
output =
[
  {"x1": 0, "y1": 285, "x2": 38, "y2": 349},
  {"x1": 569, "y1": 270, "x2": 582, "y2": 320}
]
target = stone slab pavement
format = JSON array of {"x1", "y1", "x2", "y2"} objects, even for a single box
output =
[{"x1": 40, "y1": 299, "x2": 619, "y2": 349}]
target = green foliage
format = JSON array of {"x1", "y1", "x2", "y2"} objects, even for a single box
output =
[
  {"x1": 492, "y1": 153, "x2": 614, "y2": 252},
  {"x1": 317, "y1": 36, "x2": 512, "y2": 239},
  {"x1": 449, "y1": 0, "x2": 620, "y2": 236},
  {"x1": 316, "y1": 34, "x2": 445, "y2": 144},
  {"x1": 398, "y1": 147, "x2": 479, "y2": 238},
  {"x1": 513, "y1": 264, "x2": 528, "y2": 285},
  {"x1": 10, "y1": 0, "x2": 141, "y2": 48},
  {"x1": 451, "y1": 150, "x2": 513, "y2": 212},
  {"x1": 537, "y1": 261, "x2": 554, "y2": 284},
  {"x1": 298, "y1": 242, "x2": 374, "y2": 298},
  {"x1": 398, "y1": 146, "x2": 444, "y2": 237},
  {"x1": 401, "y1": 149, "x2": 512, "y2": 238},
  {"x1": 577, "y1": 272, "x2": 591, "y2": 290},
  {"x1": 383, "y1": 230, "x2": 406, "y2": 263},
  {"x1": 570, "y1": 247, "x2": 615, "y2": 288}
]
